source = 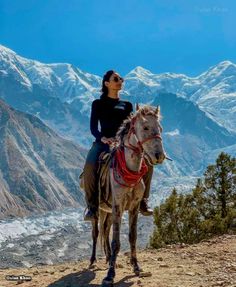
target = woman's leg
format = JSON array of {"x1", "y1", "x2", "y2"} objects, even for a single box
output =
[{"x1": 83, "y1": 141, "x2": 109, "y2": 220}]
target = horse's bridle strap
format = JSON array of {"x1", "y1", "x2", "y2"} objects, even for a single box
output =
[
  {"x1": 138, "y1": 134, "x2": 162, "y2": 145},
  {"x1": 125, "y1": 117, "x2": 162, "y2": 154}
]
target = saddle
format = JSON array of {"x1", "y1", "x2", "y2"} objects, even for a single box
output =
[
  {"x1": 79, "y1": 150, "x2": 114, "y2": 213},
  {"x1": 97, "y1": 150, "x2": 115, "y2": 213}
]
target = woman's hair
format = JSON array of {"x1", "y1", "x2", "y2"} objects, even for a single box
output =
[{"x1": 100, "y1": 70, "x2": 116, "y2": 99}]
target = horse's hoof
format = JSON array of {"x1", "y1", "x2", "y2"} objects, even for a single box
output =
[
  {"x1": 134, "y1": 266, "x2": 142, "y2": 276},
  {"x1": 89, "y1": 258, "x2": 97, "y2": 267},
  {"x1": 102, "y1": 276, "x2": 114, "y2": 287}
]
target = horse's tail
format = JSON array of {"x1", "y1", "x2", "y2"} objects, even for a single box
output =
[{"x1": 99, "y1": 209, "x2": 108, "y2": 254}]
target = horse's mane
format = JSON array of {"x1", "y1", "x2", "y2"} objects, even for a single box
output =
[{"x1": 116, "y1": 105, "x2": 161, "y2": 143}]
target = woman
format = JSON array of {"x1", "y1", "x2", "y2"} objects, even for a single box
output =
[{"x1": 84, "y1": 70, "x2": 154, "y2": 221}]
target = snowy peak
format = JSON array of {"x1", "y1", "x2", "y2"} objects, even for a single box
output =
[
  {"x1": 200, "y1": 60, "x2": 236, "y2": 79},
  {"x1": 126, "y1": 66, "x2": 154, "y2": 78},
  {"x1": 1, "y1": 44, "x2": 236, "y2": 133},
  {"x1": 0, "y1": 44, "x2": 101, "y2": 102},
  {"x1": 212, "y1": 60, "x2": 236, "y2": 72},
  {"x1": 0, "y1": 44, "x2": 17, "y2": 57}
]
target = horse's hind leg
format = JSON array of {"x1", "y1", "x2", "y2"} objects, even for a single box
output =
[
  {"x1": 90, "y1": 218, "x2": 98, "y2": 266},
  {"x1": 129, "y1": 207, "x2": 142, "y2": 275},
  {"x1": 102, "y1": 205, "x2": 122, "y2": 286},
  {"x1": 104, "y1": 213, "x2": 112, "y2": 264}
]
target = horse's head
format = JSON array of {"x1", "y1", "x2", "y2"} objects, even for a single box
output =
[{"x1": 131, "y1": 104, "x2": 165, "y2": 165}]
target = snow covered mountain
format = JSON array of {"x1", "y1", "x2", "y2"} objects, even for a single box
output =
[
  {"x1": 0, "y1": 44, "x2": 101, "y2": 104},
  {"x1": 0, "y1": 45, "x2": 102, "y2": 146},
  {"x1": 0, "y1": 44, "x2": 235, "y2": 200},
  {"x1": 0, "y1": 99, "x2": 86, "y2": 219},
  {"x1": 1, "y1": 44, "x2": 235, "y2": 133},
  {"x1": 125, "y1": 62, "x2": 236, "y2": 133}
]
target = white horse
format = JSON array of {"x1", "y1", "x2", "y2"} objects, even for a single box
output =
[{"x1": 81, "y1": 104, "x2": 166, "y2": 287}]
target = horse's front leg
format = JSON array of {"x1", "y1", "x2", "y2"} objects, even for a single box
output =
[
  {"x1": 102, "y1": 204, "x2": 122, "y2": 286},
  {"x1": 129, "y1": 206, "x2": 142, "y2": 275},
  {"x1": 90, "y1": 218, "x2": 99, "y2": 267}
]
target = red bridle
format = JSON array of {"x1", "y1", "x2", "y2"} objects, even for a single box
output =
[{"x1": 112, "y1": 115, "x2": 163, "y2": 187}]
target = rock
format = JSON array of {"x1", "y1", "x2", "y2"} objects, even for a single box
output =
[
  {"x1": 213, "y1": 281, "x2": 225, "y2": 286},
  {"x1": 196, "y1": 259, "x2": 205, "y2": 264},
  {"x1": 139, "y1": 271, "x2": 152, "y2": 277},
  {"x1": 124, "y1": 251, "x2": 130, "y2": 256},
  {"x1": 185, "y1": 272, "x2": 195, "y2": 276},
  {"x1": 59, "y1": 267, "x2": 67, "y2": 272},
  {"x1": 159, "y1": 263, "x2": 169, "y2": 268},
  {"x1": 229, "y1": 264, "x2": 236, "y2": 271}
]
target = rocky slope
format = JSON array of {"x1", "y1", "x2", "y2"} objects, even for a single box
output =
[
  {"x1": 0, "y1": 99, "x2": 86, "y2": 219},
  {"x1": 0, "y1": 234, "x2": 235, "y2": 287}
]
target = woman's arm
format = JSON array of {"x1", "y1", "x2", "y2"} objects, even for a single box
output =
[
  {"x1": 128, "y1": 102, "x2": 133, "y2": 115},
  {"x1": 90, "y1": 100, "x2": 102, "y2": 140}
]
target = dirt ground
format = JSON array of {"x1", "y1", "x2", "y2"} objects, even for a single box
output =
[{"x1": 0, "y1": 234, "x2": 235, "y2": 287}]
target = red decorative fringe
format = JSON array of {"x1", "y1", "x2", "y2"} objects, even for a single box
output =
[{"x1": 113, "y1": 148, "x2": 148, "y2": 188}]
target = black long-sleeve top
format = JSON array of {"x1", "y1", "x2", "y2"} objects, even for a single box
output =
[{"x1": 90, "y1": 96, "x2": 133, "y2": 142}]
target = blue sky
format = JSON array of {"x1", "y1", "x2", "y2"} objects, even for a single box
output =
[{"x1": 0, "y1": 0, "x2": 236, "y2": 77}]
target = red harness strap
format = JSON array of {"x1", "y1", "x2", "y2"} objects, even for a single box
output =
[
  {"x1": 113, "y1": 147, "x2": 148, "y2": 188},
  {"x1": 112, "y1": 115, "x2": 162, "y2": 187}
]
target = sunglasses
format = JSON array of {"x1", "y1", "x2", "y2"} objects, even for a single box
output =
[{"x1": 110, "y1": 76, "x2": 124, "y2": 82}]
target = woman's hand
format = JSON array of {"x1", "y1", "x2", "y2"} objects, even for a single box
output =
[{"x1": 101, "y1": 137, "x2": 118, "y2": 145}]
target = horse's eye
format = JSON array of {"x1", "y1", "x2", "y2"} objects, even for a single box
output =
[{"x1": 144, "y1": 127, "x2": 149, "y2": 131}]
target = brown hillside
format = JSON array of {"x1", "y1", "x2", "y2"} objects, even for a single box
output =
[{"x1": 0, "y1": 234, "x2": 235, "y2": 287}]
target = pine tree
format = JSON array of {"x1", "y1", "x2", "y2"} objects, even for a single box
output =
[
  {"x1": 150, "y1": 152, "x2": 236, "y2": 248},
  {"x1": 204, "y1": 152, "x2": 236, "y2": 219}
]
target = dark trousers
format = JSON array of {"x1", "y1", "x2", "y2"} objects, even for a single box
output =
[{"x1": 83, "y1": 141, "x2": 153, "y2": 210}]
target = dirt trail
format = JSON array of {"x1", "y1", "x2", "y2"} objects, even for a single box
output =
[{"x1": 0, "y1": 234, "x2": 235, "y2": 287}]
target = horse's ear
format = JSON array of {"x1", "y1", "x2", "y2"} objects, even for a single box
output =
[
  {"x1": 136, "y1": 103, "x2": 140, "y2": 111},
  {"x1": 155, "y1": 105, "x2": 160, "y2": 114}
]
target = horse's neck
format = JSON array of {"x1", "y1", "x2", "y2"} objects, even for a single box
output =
[{"x1": 123, "y1": 133, "x2": 143, "y2": 172}]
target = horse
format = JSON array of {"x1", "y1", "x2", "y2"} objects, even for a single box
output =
[{"x1": 81, "y1": 104, "x2": 166, "y2": 286}]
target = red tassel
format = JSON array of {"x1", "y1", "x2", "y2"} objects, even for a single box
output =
[{"x1": 113, "y1": 148, "x2": 148, "y2": 187}]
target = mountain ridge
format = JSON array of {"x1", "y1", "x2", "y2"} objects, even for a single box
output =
[{"x1": 0, "y1": 98, "x2": 86, "y2": 219}]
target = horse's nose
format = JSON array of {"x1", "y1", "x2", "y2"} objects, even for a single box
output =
[{"x1": 155, "y1": 152, "x2": 165, "y2": 163}]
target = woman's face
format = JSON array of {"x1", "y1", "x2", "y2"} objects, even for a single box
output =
[{"x1": 105, "y1": 73, "x2": 124, "y2": 92}]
